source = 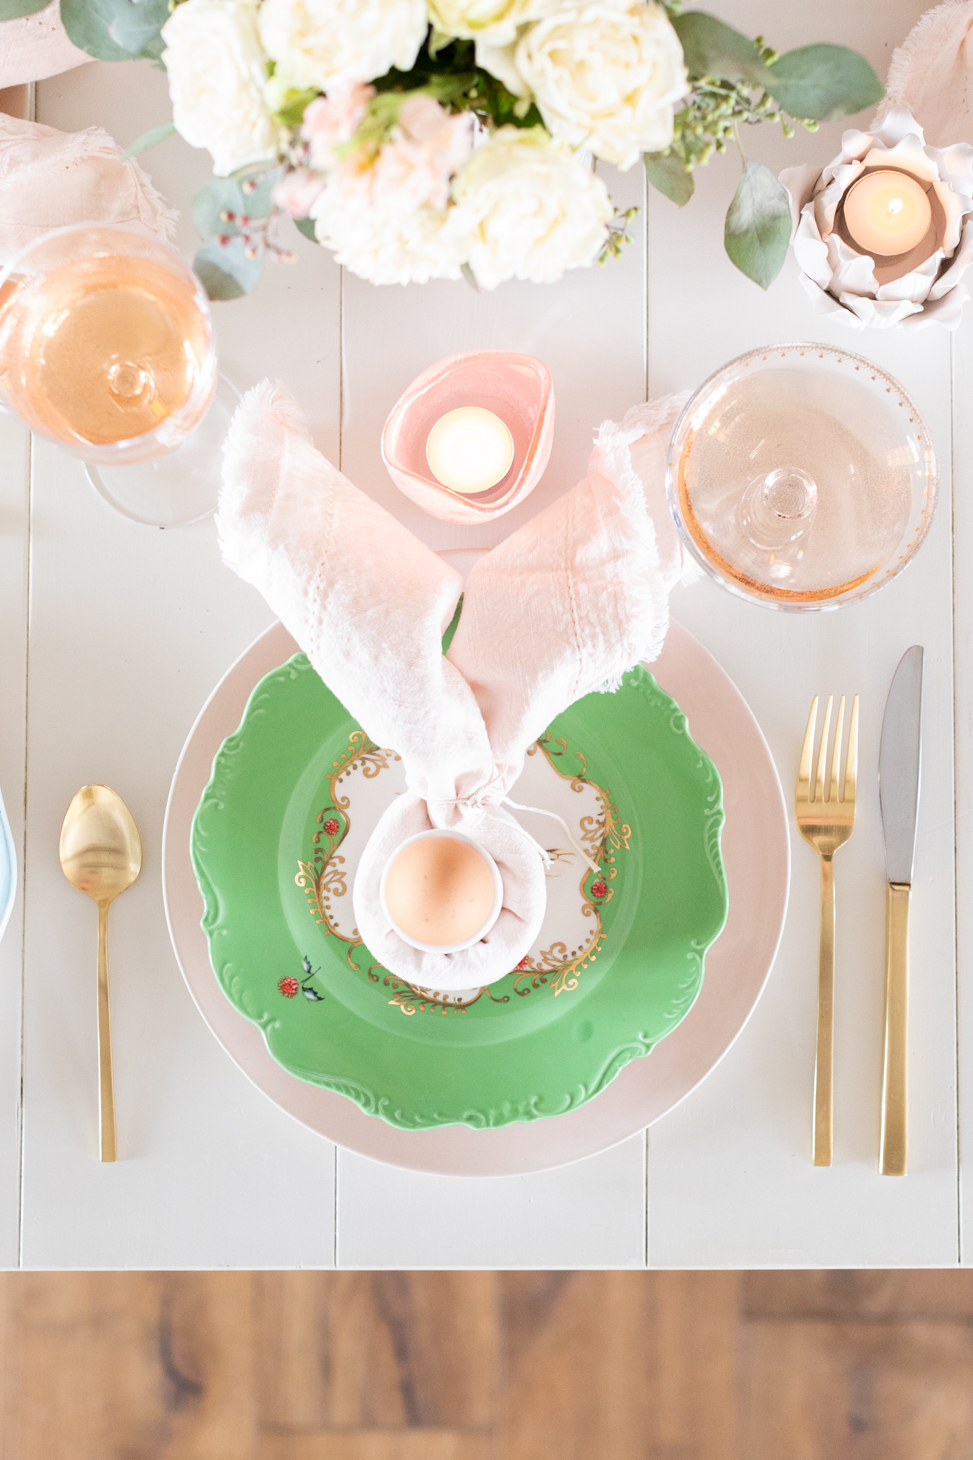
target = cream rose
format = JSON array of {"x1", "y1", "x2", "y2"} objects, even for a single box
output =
[
  {"x1": 450, "y1": 126, "x2": 613, "y2": 288},
  {"x1": 311, "y1": 175, "x2": 466, "y2": 285},
  {"x1": 161, "y1": 0, "x2": 278, "y2": 178},
  {"x1": 514, "y1": 0, "x2": 688, "y2": 169},
  {"x1": 427, "y1": 0, "x2": 558, "y2": 46},
  {"x1": 257, "y1": 0, "x2": 428, "y2": 92}
]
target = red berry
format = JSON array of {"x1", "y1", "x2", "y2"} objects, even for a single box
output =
[
  {"x1": 591, "y1": 879, "x2": 607, "y2": 899},
  {"x1": 516, "y1": 956, "x2": 530, "y2": 970},
  {"x1": 278, "y1": 976, "x2": 300, "y2": 998},
  {"x1": 323, "y1": 818, "x2": 340, "y2": 837}
]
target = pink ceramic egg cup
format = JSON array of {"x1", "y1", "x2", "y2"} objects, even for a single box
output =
[{"x1": 381, "y1": 351, "x2": 554, "y2": 524}]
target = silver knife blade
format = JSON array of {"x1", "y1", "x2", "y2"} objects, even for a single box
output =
[{"x1": 879, "y1": 645, "x2": 924, "y2": 885}]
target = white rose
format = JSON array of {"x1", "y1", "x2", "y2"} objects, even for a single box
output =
[
  {"x1": 257, "y1": 0, "x2": 428, "y2": 92},
  {"x1": 161, "y1": 0, "x2": 278, "y2": 177},
  {"x1": 515, "y1": 0, "x2": 689, "y2": 170},
  {"x1": 311, "y1": 175, "x2": 466, "y2": 285},
  {"x1": 427, "y1": 0, "x2": 558, "y2": 46},
  {"x1": 450, "y1": 126, "x2": 613, "y2": 288}
]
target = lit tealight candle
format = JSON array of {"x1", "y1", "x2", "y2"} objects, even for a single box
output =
[
  {"x1": 426, "y1": 406, "x2": 514, "y2": 494},
  {"x1": 843, "y1": 169, "x2": 933, "y2": 257}
]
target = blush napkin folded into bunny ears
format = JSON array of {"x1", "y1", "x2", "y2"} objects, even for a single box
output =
[{"x1": 217, "y1": 383, "x2": 695, "y2": 992}]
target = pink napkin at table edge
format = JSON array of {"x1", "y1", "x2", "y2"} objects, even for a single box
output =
[
  {"x1": 0, "y1": 113, "x2": 177, "y2": 265},
  {"x1": 0, "y1": 1, "x2": 90, "y2": 89},
  {"x1": 216, "y1": 381, "x2": 694, "y2": 991},
  {"x1": 877, "y1": 0, "x2": 973, "y2": 149}
]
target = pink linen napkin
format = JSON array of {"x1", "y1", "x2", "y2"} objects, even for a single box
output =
[
  {"x1": 0, "y1": 2, "x2": 89, "y2": 89},
  {"x1": 0, "y1": 114, "x2": 176, "y2": 264},
  {"x1": 878, "y1": 0, "x2": 973, "y2": 148},
  {"x1": 217, "y1": 382, "x2": 694, "y2": 992}
]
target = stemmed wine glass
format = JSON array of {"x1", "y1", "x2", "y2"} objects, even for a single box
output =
[
  {"x1": 0, "y1": 223, "x2": 238, "y2": 527},
  {"x1": 665, "y1": 343, "x2": 938, "y2": 610}
]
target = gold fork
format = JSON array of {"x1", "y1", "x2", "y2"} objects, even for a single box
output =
[{"x1": 795, "y1": 694, "x2": 859, "y2": 1167}]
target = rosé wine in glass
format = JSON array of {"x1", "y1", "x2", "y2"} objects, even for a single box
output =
[
  {"x1": 665, "y1": 343, "x2": 937, "y2": 611},
  {"x1": 0, "y1": 225, "x2": 236, "y2": 527}
]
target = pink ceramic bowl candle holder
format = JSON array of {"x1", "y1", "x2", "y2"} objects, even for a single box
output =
[{"x1": 381, "y1": 351, "x2": 554, "y2": 524}]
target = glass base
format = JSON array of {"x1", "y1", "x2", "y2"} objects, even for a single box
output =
[{"x1": 83, "y1": 374, "x2": 241, "y2": 528}]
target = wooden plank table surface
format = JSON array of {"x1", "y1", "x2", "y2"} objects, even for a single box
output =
[{"x1": 0, "y1": 0, "x2": 965, "y2": 1268}]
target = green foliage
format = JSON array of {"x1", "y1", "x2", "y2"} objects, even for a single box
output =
[
  {"x1": 192, "y1": 173, "x2": 277, "y2": 241},
  {"x1": 724, "y1": 161, "x2": 792, "y2": 289},
  {"x1": 294, "y1": 216, "x2": 318, "y2": 243},
  {"x1": 120, "y1": 120, "x2": 177, "y2": 160},
  {"x1": 371, "y1": 34, "x2": 543, "y2": 130},
  {"x1": 763, "y1": 44, "x2": 884, "y2": 122},
  {"x1": 60, "y1": 0, "x2": 170, "y2": 61},
  {"x1": 644, "y1": 149, "x2": 695, "y2": 207},
  {"x1": 274, "y1": 87, "x2": 320, "y2": 129},
  {"x1": 673, "y1": 12, "x2": 774, "y2": 88},
  {"x1": 191, "y1": 172, "x2": 280, "y2": 299},
  {"x1": 647, "y1": 12, "x2": 883, "y2": 285},
  {"x1": 599, "y1": 206, "x2": 639, "y2": 265},
  {"x1": 193, "y1": 237, "x2": 263, "y2": 301},
  {"x1": 0, "y1": 0, "x2": 49, "y2": 20}
]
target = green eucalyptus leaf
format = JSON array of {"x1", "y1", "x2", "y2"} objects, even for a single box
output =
[
  {"x1": 672, "y1": 12, "x2": 773, "y2": 85},
  {"x1": 60, "y1": 0, "x2": 169, "y2": 60},
  {"x1": 765, "y1": 44, "x2": 884, "y2": 121},
  {"x1": 724, "y1": 161, "x2": 791, "y2": 289},
  {"x1": 120, "y1": 120, "x2": 177, "y2": 160},
  {"x1": 193, "y1": 238, "x2": 263, "y2": 301},
  {"x1": 294, "y1": 216, "x2": 318, "y2": 242},
  {"x1": 227, "y1": 166, "x2": 281, "y2": 217},
  {"x1": 0, "y1": 0, "x2": 50, "y2": 21},
  {"x1": 193, "y1": 180, "x2": 247, "y2": 240},
  {"x1": 192, "y1": 172, "x2": 278, "y2": 240},
  {"x1": 644, "y1": 149, "x2": 694, "y2": 207}
]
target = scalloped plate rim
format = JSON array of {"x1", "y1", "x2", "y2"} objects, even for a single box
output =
[{"x1": 189, "y1": 655, "x2": 727, "y2": 1130}]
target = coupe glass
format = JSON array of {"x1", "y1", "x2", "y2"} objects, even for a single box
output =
[
  {"x1": 665, "y1": 343, "x2": 938, "y2": 610},
  {"x1": 0, "y1": 223, "x2": 238, "y2": 527}
]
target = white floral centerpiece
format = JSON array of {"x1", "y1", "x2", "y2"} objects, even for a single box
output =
[
  {"x1": 162, "y1": 0, "x2": 689, "y2": 290},
  {"x1": 5, "y1": 0, "x2": 885, "y2": 298}
]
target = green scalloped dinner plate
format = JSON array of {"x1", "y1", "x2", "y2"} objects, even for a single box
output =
[{"x1": 191, "y1": 655, "x2": 727, "y2": 1130}]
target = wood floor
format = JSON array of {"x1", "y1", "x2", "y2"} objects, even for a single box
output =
[{"x1": 0, "y1": 1271, "x2": 972, "y2": 1459}]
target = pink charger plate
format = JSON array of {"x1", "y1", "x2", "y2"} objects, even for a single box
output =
[{"x1": 162, "y1": 619, "x2": 789, "y2": 1177}]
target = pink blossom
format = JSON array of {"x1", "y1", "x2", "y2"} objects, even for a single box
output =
[
  {"x1": 272, "y1": 168, "x2": 326, "y2": 218},
  {"x1": 372, "y1": 98, "x2": 475, "y2": 211},
  {"x1": 301, "y1": 82, "x2": 374, "y2": 171}
]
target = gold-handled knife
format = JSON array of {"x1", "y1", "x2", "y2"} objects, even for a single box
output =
[{"x1": 878, "y1": 645, "x2": 924, "y2": 1176}]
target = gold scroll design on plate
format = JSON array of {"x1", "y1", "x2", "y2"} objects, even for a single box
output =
[
  {"x1": 296, "y1": 730, "x2": 631, "y2": 1017},
  {"x1": 294, "y1": 731, "x2": 400, "y2": 941},
  {"x1": 512, "y1": 733, "x2": 632, "y2": 999}
]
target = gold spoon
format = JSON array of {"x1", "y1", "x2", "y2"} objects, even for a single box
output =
[{"x1": 59, "y1": 786, "x2": 142, "y2": 1162}]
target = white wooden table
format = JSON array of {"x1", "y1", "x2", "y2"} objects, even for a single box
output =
[{"x1": 2, "y1": 0, "x2": 969, "y2": 1269}]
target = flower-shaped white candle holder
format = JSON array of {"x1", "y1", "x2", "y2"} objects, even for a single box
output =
[{"x1": 780, "y1": 106, "x2": 973, "y2": 330}]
